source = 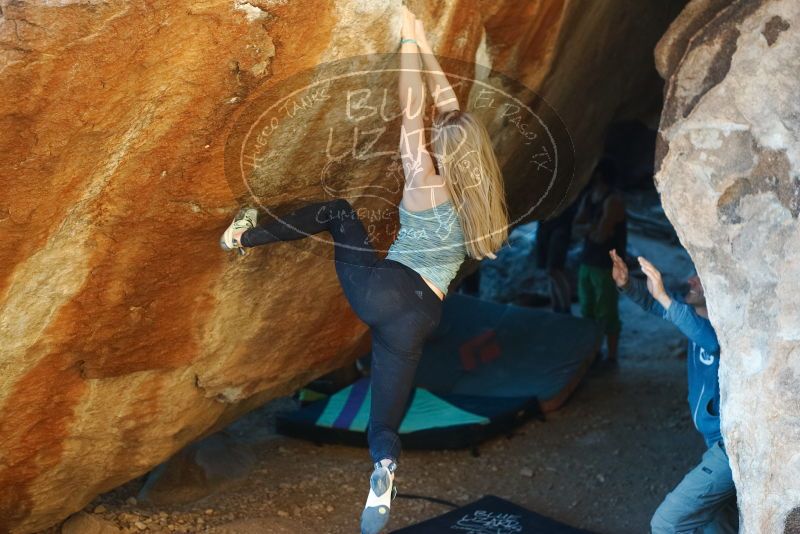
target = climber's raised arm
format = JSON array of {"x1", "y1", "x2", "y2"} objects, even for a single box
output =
[
  {"x1": 398, "y1": 7, "x2": 435, "y2": 186},
  {"x1": 399, "y1": 7, "x2": 424, "y2": 112},
  {"x1": 415, "y1": 19, "x2": 460, "y2": 114}
]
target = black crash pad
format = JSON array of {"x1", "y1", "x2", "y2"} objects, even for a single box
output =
[{"x1": 391, "y1": 495, "x2": 597, "y2": 534}]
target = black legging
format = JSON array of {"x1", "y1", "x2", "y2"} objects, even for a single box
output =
[{"x1": 241, "y1": 199, "x2": 444, "y2": 463}]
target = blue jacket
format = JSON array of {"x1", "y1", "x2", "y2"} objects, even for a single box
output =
[{"x1": 621, "y1": 277, "x2": 722, "y2": 446}]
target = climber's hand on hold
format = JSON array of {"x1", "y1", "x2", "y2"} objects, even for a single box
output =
[{"x1": 400, "y1": 6, "x2": 416, "y2": 40}]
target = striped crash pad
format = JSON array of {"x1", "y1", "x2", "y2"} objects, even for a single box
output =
[
  {"x1": 277, "y1": 293, "x2": 600, "y2": 449},
  {"x1": 278, "y1": 377, "x2": 539, "y2": 449}
]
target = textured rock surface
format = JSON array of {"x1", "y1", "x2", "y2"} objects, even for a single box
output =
[
  {"x1": 0, "y1": 0, "x2": 682, "y2": 531},
  {"x1": 136, "y1": 431, "x2": 256, "y2": 506},
  {"x1": 60, "y1": 512, "x2": 121, "y2": 534},
  {"x1": 655, "y1": 0, "x2": 800, "y2": 531}
]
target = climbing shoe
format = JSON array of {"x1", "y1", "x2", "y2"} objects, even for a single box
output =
[
  {"x1": 360, "y1": 461, "x2": 397, "y2": 534},
  {"x1": 220, "y1": 207, "x2": 258, "y2": 255}
]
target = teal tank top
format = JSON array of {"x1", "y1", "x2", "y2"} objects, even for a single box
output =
[{"x1": 385, "y1": 200, "x2": 467, "y2": 295}]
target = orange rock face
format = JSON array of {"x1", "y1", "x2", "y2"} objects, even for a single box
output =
[{"x1": 0, "y1": 1, "x2": 683, "y2": 531}]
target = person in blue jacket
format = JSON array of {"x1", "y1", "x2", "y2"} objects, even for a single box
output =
[{"x1": 609, "y1": 250, "x2": 738, "y2": 533}]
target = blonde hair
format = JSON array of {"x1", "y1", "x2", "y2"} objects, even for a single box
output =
[{"x1": 432, "y1": 110, "x2": 509, "y2": 260}]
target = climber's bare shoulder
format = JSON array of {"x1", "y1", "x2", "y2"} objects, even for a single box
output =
[{"x1": 401, "y1": 173, "x2": 450, "y2": 211}]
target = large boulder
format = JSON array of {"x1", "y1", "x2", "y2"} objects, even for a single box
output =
[
  {"x1": 655, "y1": 0, "x2": 800, "y2": 531},
  {"x1": 0, "y1": 0, "x2": 683, "y2": 531}
]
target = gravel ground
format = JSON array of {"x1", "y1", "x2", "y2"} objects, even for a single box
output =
[{"x1": 43, "y1": 229, "x2": 706, "y2": 534}]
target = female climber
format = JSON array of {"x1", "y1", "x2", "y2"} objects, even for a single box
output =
[{"x1": 219, "y1": 7, "x2": 509, "y2": 533}]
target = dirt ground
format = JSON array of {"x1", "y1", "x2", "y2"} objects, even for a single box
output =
[{"x1": 44, "y1": 229, "x2": 709, "y2": 534}]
